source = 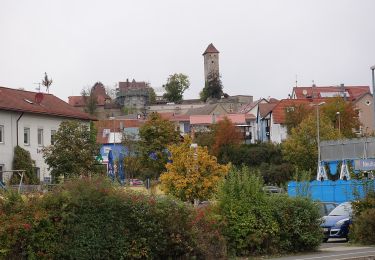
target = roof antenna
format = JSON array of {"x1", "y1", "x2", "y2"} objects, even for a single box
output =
[
  {"x1": 295, "y1": 75, "x2": 298, "y2": 88},
  {"x1": 33, "y1": 82, "x2": 41, "y2": 92}
]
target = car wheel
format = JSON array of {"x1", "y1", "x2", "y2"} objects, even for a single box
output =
[{"x1": 323, "y1": 238, "x2": 328, "y2": 243}]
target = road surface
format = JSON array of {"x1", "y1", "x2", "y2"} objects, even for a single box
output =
[{"x1": 271, "y1": 239, "x2": 375, "y2": 260}]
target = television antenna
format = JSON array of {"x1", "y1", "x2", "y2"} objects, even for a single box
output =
[{"x1": 33, "y1": 82, "x2": 41, "y2": 92}]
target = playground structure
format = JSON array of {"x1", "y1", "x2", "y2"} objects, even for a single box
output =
[
  {"x1": 289, "y1": 137, "x2": 375, "y2": 203},
  {"x1": 317, "y1": 137, "x2": 375, "y2": 180},
  {"x1": 0, "y1": 170, "x2": 26, "y2": 193}
]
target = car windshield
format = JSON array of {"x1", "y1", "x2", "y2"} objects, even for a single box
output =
[{"x1": 329, "y1": 203, "x2": 352, "y2": 217}]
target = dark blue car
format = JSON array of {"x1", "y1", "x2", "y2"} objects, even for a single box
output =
[{"x1": 321, "y1": 202, "x2": 353, "y2": 242}]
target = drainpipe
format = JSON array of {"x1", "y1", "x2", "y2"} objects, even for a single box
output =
[{"x1": 16, "y1": 112, "x2": 24, "y2": 146}]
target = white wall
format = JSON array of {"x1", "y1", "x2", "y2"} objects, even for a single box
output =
[
  {"x1": 270, "y1": 115, "x2": 288, "y2": 143},
  {"x1": 0, "y1": 111, "x2": 88, "y2": 182}
]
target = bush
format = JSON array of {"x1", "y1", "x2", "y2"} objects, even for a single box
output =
[
  {"x1": 11, "y1": 146, "x2": 38, "y2": 184},
  {"x1": 216, "y1": 166, "x2": 322, "y2": 256},
  {"x1": 271, "y1": 195, "x2": 322, "y2": 252},
  {"x1": 351, "y1": 191, "x2": 375, "y2": 244},
  {"x1": 220, "y1": 143, "x2": 284, "y2": 167},
  {"x1": 0, "y1": 177, "x2": 226, "y2": 259},
  {"x1": 260, "y1": 162, "x2": 294, "y2": 186},
  {"x1": 216, "y1": 166, "x2": 279, "y2": 256}
]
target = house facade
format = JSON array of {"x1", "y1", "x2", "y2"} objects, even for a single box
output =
[{"x1": 0, "y1": 87, "x2": 93, "y2": 183}]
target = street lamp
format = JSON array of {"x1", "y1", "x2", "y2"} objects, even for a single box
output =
[
  {"x1": 311, "y1": 101, "x2": 326, "y2": 180},
  {"x1": 109, "y1": 116, "x2": 116, "y2": 158},
  {"x1": 336, "y1": 111, "x2": 341, "y2": 135},
  {"x1": 371, "y1": 65, "x2": 375, "y2": 129}
]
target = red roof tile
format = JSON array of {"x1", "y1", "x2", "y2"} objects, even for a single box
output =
[
  {"x1": 272, "y1": 99, "x2": 319, "y2": 124},
  {"x1": 0, "y1": 86, "x2": 94, "y2": 120},
  {"x1": 202, "y1": 43, "x2": 219, "y2": 55},
  {"x1": 68, "y1": 82, "x2": 110, "y2": 107},
  {"x1": 293, "y1": 86, "x2": 370, "y2": 101}
]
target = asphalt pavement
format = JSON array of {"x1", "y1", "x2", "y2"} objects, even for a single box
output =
[{"x1": 270, "y1": 239, "x2": 375, "y2": 260}]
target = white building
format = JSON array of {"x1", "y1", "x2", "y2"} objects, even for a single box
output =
[{"x1": 0, "y1": 87, "x2": 93, "y2": 183}]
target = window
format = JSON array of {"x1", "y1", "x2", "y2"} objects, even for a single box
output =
[
  {"x1": 51, "y1": 130, "x2": 56, "y2": 145},
  {"x1": 33, "y1": 167, "x2": 40, "y2": 181},
  {"x1": 37, "y1": 128, "x2": 44, "y2": 146},
  {"x1": 0, "y1": 125, "x2": 3, "y2": 143},
  {"x1": 24, "y1": 128, "x2": 30, "y2": 145}
]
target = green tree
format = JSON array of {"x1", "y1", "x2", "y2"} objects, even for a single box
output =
[
  {"x1": 160, "y1": 137, "x2": 230, "y2": 203},
  {"x1": 200, "y1": 72, "x2": 223, "y2": 102},
  {"x1": 162, "y1": 73, "x2": 190, "y2": 103},
  {"x1": 284, "y1": 104, "x2": 312, "y2": 135},
  {"x1": 121, "y1": 132, "x2": 143, "y2": 180},
  {"x1": 321, "y1": 96, "x2": 360, "y2": 138},
  {"x1": 81, "y1": 85, "x2": 98, "y2": 115},
  {"x1": 139, "y1": 113, "x2": 180, "y2": 178},
  {"x1": 11, "y1": 146, "x2": 38, "y2": 184},
  {"x1": 282, "y1": 113, "x2": 340, "y2": 175},
  {"x1": 148, "y1": 87, "x2": 157, "y2": 104},
  {"x1": 43, "y1": 120, "x2": 99, "y2": 182}
]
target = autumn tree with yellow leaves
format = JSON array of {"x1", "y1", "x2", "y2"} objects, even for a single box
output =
[{"x1": 160, "y1": 137, "x2": 230, "y2": 203}]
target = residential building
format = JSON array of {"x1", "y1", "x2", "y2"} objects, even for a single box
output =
[
  {"x1": 291, "y1": 85, "x2": 370, "y2": 101},
  {"x1": 291, "y1": 85, "x2": 374, "y2": 134},
  {"x1": 353, "y1": 92, "x2": 374, "y2": 136},
  {"x1": 94, "y1": 119, "x2": 144, "y2": 162},
  {"x1": 0, "y1": 86, "x2": 93, "y2": 183},
  {"x1": 256, "y1": 102, "x2": 278, "y2": 142},
  {"x1": 239, "y1": 98, "x2": 272, "y2": 143}
]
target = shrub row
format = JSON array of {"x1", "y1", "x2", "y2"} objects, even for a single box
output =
[
  {"x1": 0, "y1": 178, "x2": 226, "y2": 259},
  {"x1": 0, "y1": 169, "x2": 323, "y2": 259}
]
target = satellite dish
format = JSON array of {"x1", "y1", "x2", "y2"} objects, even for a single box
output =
[
  {"x1": 35, "y1": 93, "x2": 44, "y2": 104},
  {"x1": 302, "y1": 89, "x2": 308, "y2": 96}
]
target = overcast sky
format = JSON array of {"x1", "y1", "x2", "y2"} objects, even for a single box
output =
[{"x1": 1, "y1": 0, "x2": 375, "y2": 102}]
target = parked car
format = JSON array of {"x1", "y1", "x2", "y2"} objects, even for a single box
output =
[
  {"x1": 263, "y1": 186, "x2": 284, "y2": 194},
  {"x1": 129, "y1": 179, "x2": 144, "y2": 186},
  {"x1": 317, "y1": 202, "x2": 338, "y2": 217},
  {"x1": 321, "y1": 202, "x2": 353, "y2": 242}
]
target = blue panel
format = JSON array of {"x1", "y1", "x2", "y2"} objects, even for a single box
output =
[{"x1": 287, "y1": 180, "x2": 375, "y2": 203}]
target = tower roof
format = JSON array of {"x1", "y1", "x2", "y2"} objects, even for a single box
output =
[{"x1": 203, "y1": 43, "x2": 219, "y2": 55}]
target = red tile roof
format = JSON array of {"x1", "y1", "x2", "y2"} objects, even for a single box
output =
[
  {"x1": 272, "y1": 99, "x2": 318, "y2": 124},
  {"x1": 292, "y1": 86, "x2": 370, "y2": 101},
  {"x1": 68, "y1": 82, "x2": 110, "y2": 107},
  {"x1": 68, "y1": 95, "x2": 108, "y2": 107},
  {"x1": 118, "y1": 79, "x2": 149, "y2": 91},
  {"x1": 190, "y1": 114, "x2": 246, "y2": 125},
  {"x1": 0, "y1": 86, "x2": 94, "y2": 120},
  {"x1": 203, "y1": 43, "x2": 219, "y2": 55}
]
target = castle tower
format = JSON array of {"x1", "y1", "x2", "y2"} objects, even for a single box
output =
[{"x1": 203, "y1": 43, "x2": 219, "y2": 82}]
